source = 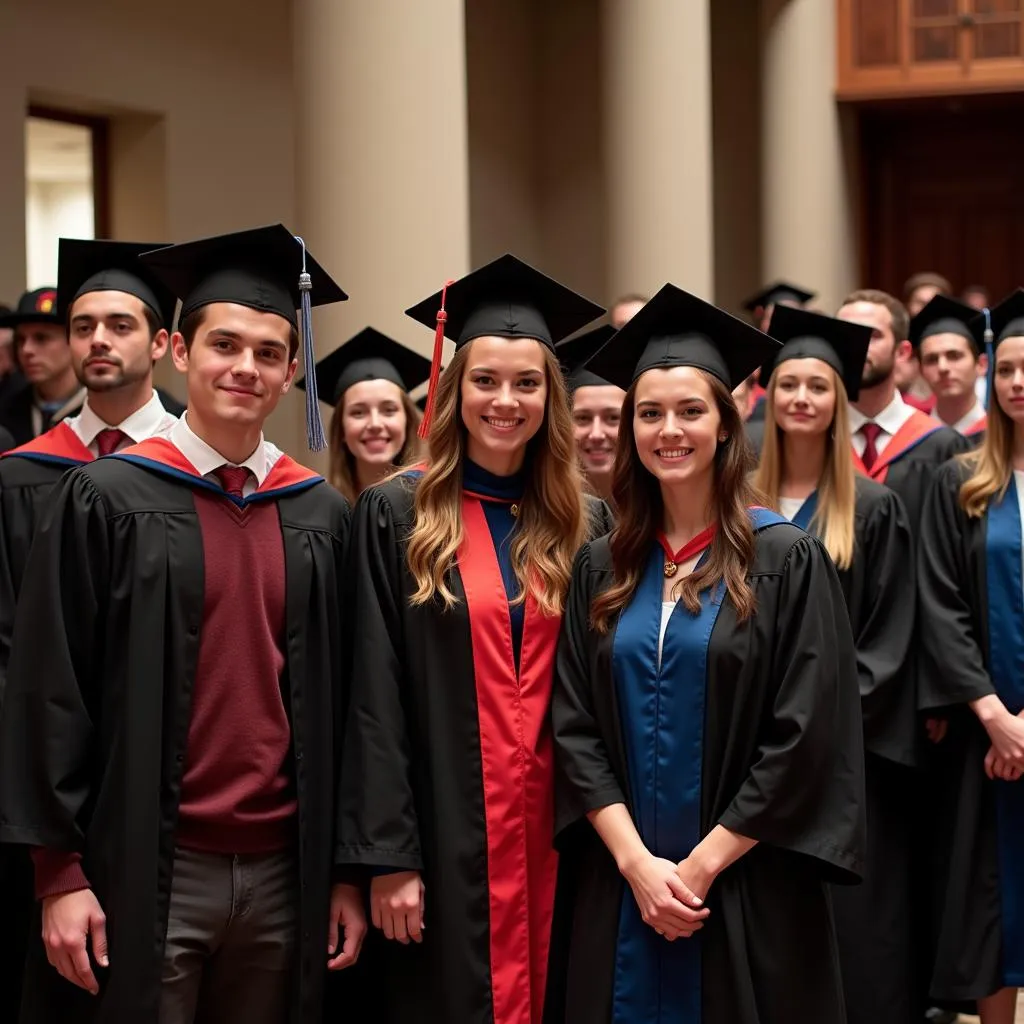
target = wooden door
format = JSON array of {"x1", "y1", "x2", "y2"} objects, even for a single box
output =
[{"x1": 860, "y1": 99, "x2": 1024, "y2": 302}]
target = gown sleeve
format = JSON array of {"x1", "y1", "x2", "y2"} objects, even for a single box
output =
[
  {"x1": 855, "y1": 488, "x2": 916, "y2": 740},
  {"x1": 335, "y1": 485, "x2": 423, "y2": 871},
  {"x1": 551, "y1": 544, "x2": 627, "y2": 841},
  {"x1": 0, "y1": 483, "x2": 18, "y2": 701},
  {"x1": 916, "y1": 461, "x2": 994, "y2": 709},
  {"x1": 717, "y1": 534, "x2": 865, "y2": 883},
  {"x1": 0, "y1": 469, "x2": 110, "y2": 850}
]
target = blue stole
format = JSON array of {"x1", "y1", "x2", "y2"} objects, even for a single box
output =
[
  {"x1": 985, "y1": 481, "x2": 1024, "y2": 985},
  {"x1": 610, "y1": 508, "x2": 785, "y2": 1024},
  {"x1": 790, "y1": 491, "x2": 818, "y2": 532}
]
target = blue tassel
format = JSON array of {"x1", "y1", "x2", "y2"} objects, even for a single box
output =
[
  {"x1": 983, "y1": 307, "x2": 994, "y2": 412},
  {"x1": 295, "y1": 236, "x2": 327, "y2": 451}
]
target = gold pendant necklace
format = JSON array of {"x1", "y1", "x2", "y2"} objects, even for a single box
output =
[
  {"x1": 663, "y1": 560, "x2": 678, "y2": 578},
  {"x1": 510, "y1": 503, "x2": 520, "y2": 518}
]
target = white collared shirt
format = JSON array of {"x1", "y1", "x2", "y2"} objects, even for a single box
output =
[
  {"x1": 950, "y1": 399, "x2": 986, "y2": 436},
  {"x1": 67, "y1": 390, "x2": 177, "y2": 456},
  {"x1": 848, "y1": 392, "x2": 917, "y2": 457},
  {"x1": 168, "y1": 413, "x2": 283, "y2": 497}
]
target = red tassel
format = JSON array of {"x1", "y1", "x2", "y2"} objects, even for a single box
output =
[{"x1": 418, "y1": 280, "x2": 452, "y2": 440}]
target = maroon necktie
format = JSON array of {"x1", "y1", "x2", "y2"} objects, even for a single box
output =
[
  {"x1": 214, "y1": 465, "x2": 252, "y2": 500},
  {"x1": 95, "y1": 428, "x2": 129, "y2": 457},
  {"x1": 860, "y1": 422, "x2": 882, "y2": 472}
]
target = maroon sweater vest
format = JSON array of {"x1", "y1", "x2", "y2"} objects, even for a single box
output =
[{"x1": 34, "y1": 486, "x2": 295, "y2": 897}]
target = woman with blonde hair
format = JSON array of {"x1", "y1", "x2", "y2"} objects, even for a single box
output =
[
  {"x1": 551, "y1": 286, "x2": 864, "y2": 1023},
  {"x1": 918, "y1": 289, "x2": 1024, "y2": 1024},
  {"x1": 299, "y1": 327, "x2": 429, "y2": 502},
  {"x1": 335, "y1": 254, "x2": 612, "y2": 1024},
  {"x1": 754, "y1": 303, "x2": 916, "y2": 1024}
]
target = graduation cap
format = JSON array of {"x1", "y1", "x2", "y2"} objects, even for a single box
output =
[
  {"x1": 585, "y1": 283, "x2": 781, "y2": 393},
  {"x1": 760, "y1": 304, "x2": 872, "y2": 401},
  {"x1": 0, "y1": 287, "x2": 62, "y2": 328},
  {"x1": 57, "y1": 238, "x2": 177, "y2": 330},
  {"x1": 556, "y1": 325, "x2": 616, "y2": 392},
  {"x1": 742, "y1": 281, "x2": 816, "y2": 314},
  {"x1": 140, "y1": 225, "x2": 348, "y2": 450},
  {"x1": 975, "y1": 288, "x2": 1024, "y2": 349},
  {"x1": 908, "y1": 294, "x2": 980, "y2": 353},
  {"x1": 405, "y1": 253, "x2": 604, "y2": 436},
  {"x1": 296, "y1": 327, "x2": 431, "y2": 406}
]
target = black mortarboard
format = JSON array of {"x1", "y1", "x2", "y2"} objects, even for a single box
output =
[
  {"x1": 57, "y1": 239, "x2": 177, "y2": 330},
  {"x1": 556, "y1": 325, "x2": 616, "y2": 391},
  {"x1": 974, "y1": 288, "x2": 1024, "y2": 349},
  {"x1": 140, "y1": 225, "x2": 348, "y2": 450},
  {"x1": 909, "y1": 294, "x2": 980, "y2": 353},
  {"x1": 0, "y1": 287, "x2": 61, "y2": 328},
  {"x1": 742, "y1": 281, "x2": 816, "y2": 313},
  {"x1": 760, "y1": 304, "x2": 872, "y2": 400},
  {"x1": 406, "y1": 253, "x2": 604, "y2": 435},
  {"x1": 296, "y1": 327, "x2": 431, "y2": 406},
  {"x1": 585, "y1": 284, "x2": 781, "y2": 392}
]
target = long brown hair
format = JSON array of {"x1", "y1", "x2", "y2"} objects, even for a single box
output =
[
  {"x1": 960, "y1": 383, "x2": 1011, "y2": 517},
  {"x1": 753, "y1": 366, "x2": 857, "y2": 570},
  {"x1": 405, "y1": 340, "x2": 588, "y2": 617},
  {"x1": 591, "y1": 370, "x2": 759, "y2": 633},
  {"x1": 327, "y1": 389, "x2": 423, "y2": 503}
]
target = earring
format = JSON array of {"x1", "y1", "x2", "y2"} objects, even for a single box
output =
[{"x1": 719, "y1": 433, "x2": 728, "y2": 443}]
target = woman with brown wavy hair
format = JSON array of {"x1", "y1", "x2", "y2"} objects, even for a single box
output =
[
  {"x1": 754, "y1": 304, "x2": 916, "y2": 1024},
  {"x1": 335, "y1": 255, "x2": 612, "y2": 1024},
  {"x1": 551, "y1": 284, "x2": 865, "y2": 1024},
  {"x1": 299, "y1": 327, "x2": 430, "y2": 503},
  {"x1": 918, "y1": 289, "x2": 1024, "y2": 1024}
]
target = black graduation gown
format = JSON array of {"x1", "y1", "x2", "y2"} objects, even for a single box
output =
[
  {"x1": 0, "y1": 426, "x2": 12, "y2": 453},
  {"x1": 551, "y1": 518, "x2": 865, "y2": 1024},
  {"x1": 788, "y1": 478, "x2": 917, "y2": 1024},
  {"x1": 0, "y1": 384, "x2": 86, "y2": 449},
  {"x1": 0, "y1": 446, "x2": 350, "y2": 1024},
  {"x1": 334, "y1": 474, "x2": 613, "y2": 1024},
  {"x1": 917, "y1": 459, "x2": 1024, "y2": 1002}
]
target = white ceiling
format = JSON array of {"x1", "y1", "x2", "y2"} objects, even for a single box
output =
[{"x1": 25, "y1": 117, "x2": 93, "y2": 186}]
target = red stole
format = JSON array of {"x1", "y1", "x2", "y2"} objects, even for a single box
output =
[
  {"x1": 2, "y1": 421, "x2": 93, "y2": 465},
  {"x1": 457, "y1": 495, "x2": 560, "y2": 1024},
  {"x1": 852, "y1": 410, "x2": 941, "y2": 484}
]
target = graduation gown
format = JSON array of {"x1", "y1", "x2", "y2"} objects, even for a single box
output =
[
  {"x1": 917, "y1": 459, "x2": 1024, "y2": 1001},
  {"x1": 787, "y1": 479, "x2": 916, "y2": 1024},
  {"x1": 0, "y1": 384, "x2": 85, "y2": 448},
  {"x1": 0, "y1": 442, "x2": 350, "y2": 1024},
  {"x1": 551, "y1": 513, "x2": 865, "y2": 1024},
  {"x1": 335, "y1": 472, "x2": 613, "y2": 1024},
  {"x1": 852, "y1": 412, "x2": 971, "y2": 529}
]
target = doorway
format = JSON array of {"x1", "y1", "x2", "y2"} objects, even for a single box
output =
[{"x1": 858, "y1": 94, "x2": 1024, "y2": 305}]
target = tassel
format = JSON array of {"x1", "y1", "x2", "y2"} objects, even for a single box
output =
[
  {"x1": 983, "y1": 307, "x2": 994, "y2": 412},
  {"x1": 295, "y1": 236, "x2": 327, "y2": 451},
  {"x1": 418, "y1": 279, "x2": 452, "y2": 440}
]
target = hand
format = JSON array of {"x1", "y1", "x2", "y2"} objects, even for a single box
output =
[
  {"x1": 327, "y1": 883, "x2": 368, "y2": 970},
  {"x1": 980, "y1": 705, "x2": 1024, "y2": 768},
  {"x1": 985, "y1": 745, "x2": 1024, "y2": 782},
  {"x1": 925, "y1": 717, "x2": 948, "y2": 744},
  {"x1": 370, "y1": 871, "x2": 425, "y2": 945},
  {"x1": 41, "y1": 889, "x2": 107, "y2": 995},
  {"x1": 676, "y1": 855, "x2": 714, "y2": 905},
  {"x1": 622, "y1": 853, "x2": 709, "y2": 941}
]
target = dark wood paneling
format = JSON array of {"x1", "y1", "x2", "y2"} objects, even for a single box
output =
[{"x1": 855, "y1": 0, "x2": 902, "y2": 66}]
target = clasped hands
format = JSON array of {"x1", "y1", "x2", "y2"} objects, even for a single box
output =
[
  {"x1": 981, "y1": 703, "x2": 1024, "y2": 782},
  {"x1": 621, "y1": 852, "x2": 712, "y2": 942}
]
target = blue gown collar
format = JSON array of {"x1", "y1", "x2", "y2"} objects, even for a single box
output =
[{"x1": 463, "y1": 458, "x2": 526, "y2": 502}]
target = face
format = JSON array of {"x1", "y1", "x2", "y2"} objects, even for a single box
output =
[
  {"x1": 837, "y1": 301, "x2": 901, "y2": 389},
  {"x1": 963, "y1": 289, "x2": 988, "y2": 311},
  {"x1": 919, "y1": 333, "x2": 982, "y2": 402},
  {"x1": 460, "y1": 336, "x2": 548, "y2": 464},
  {"x1": 771, "y1": 358, "x2": 837, "y2": 437},
  {"x1": 993, "y1": 337, "x2": 1024, "y2": 426},
  {"x1": 611, "y1": 299, "x2": 645, "y2": 330},
  {"x1": 171, "y1": 303, "x2": 297, "y2": 428},
  {"x1": 907, "y1": 285, "x2": 942, "y2": 317},
  {"x1": 68, "y1": 291, "x2": 167, "y2": 393},
  {"x1": 572, "y1": 384, "x2": 625, "y2": 478},
  {"x1": 633, "y1": 366, "x2": 724, "y2": 487},
  {"x1": 341, "y1": 378, "x2": 408, "y2": 466},
  {"x1": 15, "y1": 321, "x2": 70, "y2": 386}
]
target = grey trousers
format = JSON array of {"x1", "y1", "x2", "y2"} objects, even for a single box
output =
[{"x1": 158, "y1": 847, "x2": 297, "y2": 1024}]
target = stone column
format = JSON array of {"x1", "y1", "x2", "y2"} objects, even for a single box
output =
[{"x1": 602, "y1": 0, "x2": 715, "y2": 302}]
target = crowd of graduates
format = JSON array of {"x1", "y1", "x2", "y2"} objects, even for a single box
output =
[{"x1": 0, "y1": 228, "x2": 1021, "y2": 1024}]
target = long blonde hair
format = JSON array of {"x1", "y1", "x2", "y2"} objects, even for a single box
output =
[
  {"x1": 753, "y1": 365, "x2": 857, "y2": 570},
  {"x1": 327, "y1": 390, "x2": 423, "y2": 504},
  {"x1": 960, "y1": 386, "x2": 1010, "y2": 517},
  {"x1": 406, "y1": 340, "x2": 588, "y2": 617}
]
